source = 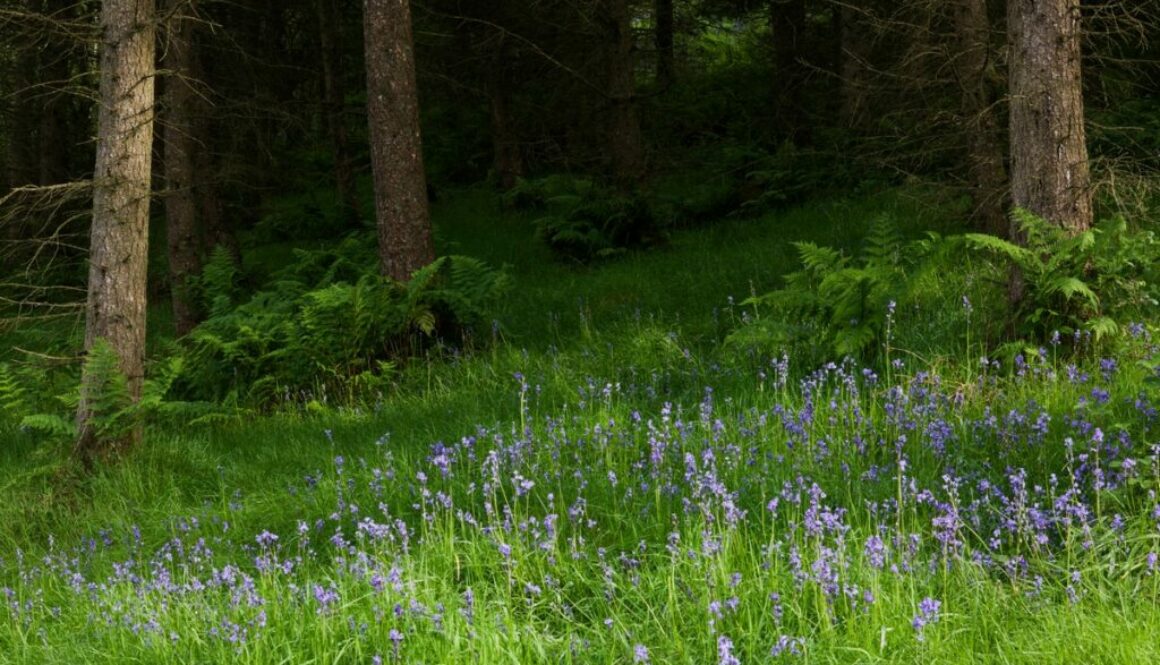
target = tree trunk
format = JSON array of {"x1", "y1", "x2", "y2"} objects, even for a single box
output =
[
  {"x1": 77, "y1": 0, "x2": 157, "y2": 460},
  {"x1": 839, "y1": 1, "x2": 871, "y2": 130},
  {"x1": 37, "y1": 0, "x2": 73, "y2": 186},
  {"x1": 163, "y1": 0, "x2": 202, "y2": 337},
  {"x1": 771, "y1": 0, "x2": 809, "y2": 145},
  {"x1": 364, "y1": 0, "x2": 434, "y2": 281},
  {"x1": 316, "y1": 0, "x2": 356, "y2": 222},
  {"x1": 489, "y1": 45, "x2": 524, "y2": 191},
  {"x1": 7, "y1": 27, "x2": 38, "y2": 188},
  {"x1": 1007, "y1": 0, "x2": 1092, "y2": 234},
  {"x1": 952, "y1": 0, "x2": 1008, "y2": 236},
  {"x1": 602, "y1": 0, "x2": 645, "y2": 190},
  {"x1": 655, "y1": 0, "x2": 675, "y2": 88}
]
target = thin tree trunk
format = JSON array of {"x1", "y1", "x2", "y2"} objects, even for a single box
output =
[
  {"x1": 602, "y1": 0, "x2": 645, "y2": 189},
  {"x1": 7, "y1": 28, "x2": 38, "y2": 188},
  {"x1": 489, "y1": 54, "x2": 524, "y2": 191},
  {"x1": 1007, "y1": 0, "x2": 1092, "y2": 234},
  {"x1": 77, "y1": 0, "x2": 157, "y2": 460},
  {"x1": 38, "y1": 18, "x2": 72, "y2": 185},
  {"x1": 771, "y1": 0, "x2": 809, "y2": 145},
  {"x1": 839, "y1": 1, "x2": 871, "y2": 130},
  {"x1": 316, "y1": 0, "x2": 356, "y2": 222},
  {"x1": 655, "y1": 0, "x2": 674, "y2": 88},
  {"x1": 364, "y1": 0, "x2": 434, "y2": 281},
  {"x1": 163, "y1": 0, "x2": 202, "y2": 337},
  {"x1": 952, "y1": 0, "x2": 1007, "y2": 235}
]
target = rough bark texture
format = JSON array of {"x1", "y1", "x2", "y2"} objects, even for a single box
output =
[
  {"x1": 839, "y1": 1, "x2": 872, "y2": 130},
  {"x1": 317, "y1": 0, "x2": 356, "y2": 221},
  {"x1": 655, "y1": 0, "x2": 675, "y2": 88},
  {"x1": 952, "y1": 0, "x2": 1008, "y2": 236},
  {"x1": 163, "y1": 0, "x2": 202, "y2": 337},
  {"x1": 481, "y1": 0, "x2": 524, "y2": 191},
  {"x1": 7, "y1": 27, "x2": 38, "y2": 188},
  {"x1": 602, "y1": 0, "x2": 645, "y2": 189},
  {"x1": 489, "y1": 40, "x2": 524, "y2": 191},
  {"x1": 364, "y1": 0, "x2": 434, "y2": 281},
  {"x1": 1007, "y1": 0, "x2": 1092, "y2": 234},
  {"x1": 77, "y1": 0, "x2": 156, "y2": 459},
  {"x1": 771, "y1": 0, "x2": 809, "y2": 145}
]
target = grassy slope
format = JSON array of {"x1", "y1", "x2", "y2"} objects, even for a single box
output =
[{"x1": 1, "y1": 186, "x2": 1158, "y2": 663}]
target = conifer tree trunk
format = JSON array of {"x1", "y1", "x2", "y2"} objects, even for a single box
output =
[
  {"x1": 771, "y1": 0, "x2": 809, "y2": 145},
  {"x1": 655, "y1": 0, "x2": 675, "y2": 87},
  {"x1": 838, "y1": 1, "x2": 871, "y2": 130},
  {"x1": 163, "y1": 0, "x2": 201, "y2": 337},
  {"x1": 38, "y1": 0, "x2": 74, "y2": 186},
  {"x1": 952, "y1": 0, "x2": 1008, "y2": 235},
  {"x1": 489, "y1": 41, "x2": 524, "y2": 191},
  {"x1": 602, "y1": 0, "x2": 645, "y2": 189},
  {"x1": 77, "y1": 0, "x2": 157, "y2": 459},
  {"x1": 482, "y1": 0, "x2": 524, "y2": 191},
  {"x1": 7, "y1": 22, "x2": 38, "y2": 188},
  {"x1": 1007, "y1": 0, "x2": 1092, "y2": 234},
  {"x1": 364, "y1": 0, "x2": 434, "y2": 281},
  {"x1": 316, "y1": 0, "x2": 356, "y2": 221}
]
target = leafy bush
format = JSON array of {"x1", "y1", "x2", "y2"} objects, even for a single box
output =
[
  {"x1": 504, "y1": 175, "x2": 668, "y2": 263},
  {"x1": 729, "y1": 217, "x2": 943, "y2": 359},
  {"x1": 177, "y1": 254, "x2": 510, "y2": 407},
  {"x1": 961, "y1": 210, "x2": 1160, "y2": 343},
  {"x1": 1, "y1": 341, "x2": 186, "y2": 441}
]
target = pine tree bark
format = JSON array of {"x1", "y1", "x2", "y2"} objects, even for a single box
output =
[
  {"x1": 163, "y1": 0, "x2": 202, "y2": 337},
  {"x1": 77, "y1": 0, "x2": 157, "y2": 459},
  {"x1": 37, "y1": 0, "x2": 73, "y2": 186},
  {"x1": 602, "y1": 0, "x2": 645, "y2": 189},
  {"x1": 952, "y1": 0, "x2": 1008, "y2": 236},
  {"x1": 489, "y1": 42, "x2": 524, "y2": 191},
  {"x1": 1007, "y1": 0, "x2": 1092, "y2": 234},
  {"x1": 771, "y1": 0, "x2": 808, "y2": 145},
  {"x1": 838, "y1": 2, "x2": 871, "y2": 130},
  {"x1": 364, "y1": 0, "x2": 434, "y2": 281},
  {"x1": 7, "y1": 22, "x2": 38, "y2": 188},
  {"x1": 316, "y1": 0, "x2": 356, "y2": 222},
  {"x1": 481, "y1": 0, "x2": 524, "y2": 191},
  {"x1": 655, "y1": 0, "x2": 675, "y2": 88}
]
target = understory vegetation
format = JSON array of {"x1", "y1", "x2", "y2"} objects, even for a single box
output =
[{"x1": 1, "y1": 182, "x2": 1159, "y2": 663}]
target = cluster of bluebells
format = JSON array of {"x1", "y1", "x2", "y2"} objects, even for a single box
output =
[{"x1": 1, "y1": 339, "x2": 1158, "y2": 661}]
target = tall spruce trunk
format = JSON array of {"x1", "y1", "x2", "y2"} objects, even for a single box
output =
[
  {"x1": 952, "y1": 0, "x2": 1008, "y2": 235},
  {"x1": 77, "y1": 0, "x2": 156, "y2": 460},
  {"x1": 317, "y1": 0, "x2": 356, "y2": 221},
  {"x1": 655, "y1": 0, "x2": 675, "y2": 87},
  {"x1": 7, "y1": 26, "x2": 38, "y2": 188},
  {"x1": 602, "y1": 0, "x2": 645, "y2": 189},
  {"x1": 488, "y1": 43, "x2": 524, "y2": 191},
  {"x1": 364, "y1": 0, "x2": 434, "y2": 281},
  {"x1": 838, "y1": 1, "x2": 871, "y2": 130},
  {"x1": 1007, "y1": 0, "x2": 1092, "y2": 234},
  {"x1": 771, "y1": 0, "x2": 808, "y2": 145},
  {"x1": 163, "y1": 0, "x2": 202, "y2": 337}
]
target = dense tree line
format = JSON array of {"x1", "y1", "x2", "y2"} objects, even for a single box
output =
[{"x1": 0, "y1": 0, "x2": 1158, "y2": 458}]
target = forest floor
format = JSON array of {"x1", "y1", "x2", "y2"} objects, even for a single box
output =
[{"x1": 1, "y1": 185, "x2": 1158, "y2": 663}]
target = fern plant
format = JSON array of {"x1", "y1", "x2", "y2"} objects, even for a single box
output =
[
  {"x1": 961, "y1": 210, "x2": 1159, "y2": 342},
  {"x1": 177, "y1": 255, "x2": 510, "y2": 407},
  {"x1": 730, "y1": 217, "x2": 942, "y2": 359}
]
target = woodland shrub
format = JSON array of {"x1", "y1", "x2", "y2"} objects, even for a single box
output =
[
  {"x1": 176, "y1": 245, "x2": 509, "y2": 407},
  {"x1": 505, "y1": 175, "x2": 669, "y2": 262},
  {"x1": 962, "y1": 210, "x2": 1160, "y2": 343}
]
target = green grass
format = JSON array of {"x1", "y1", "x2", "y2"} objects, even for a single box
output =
[{"x1": 0, "y1": 185, "x2": 1157, "y2": 663}]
